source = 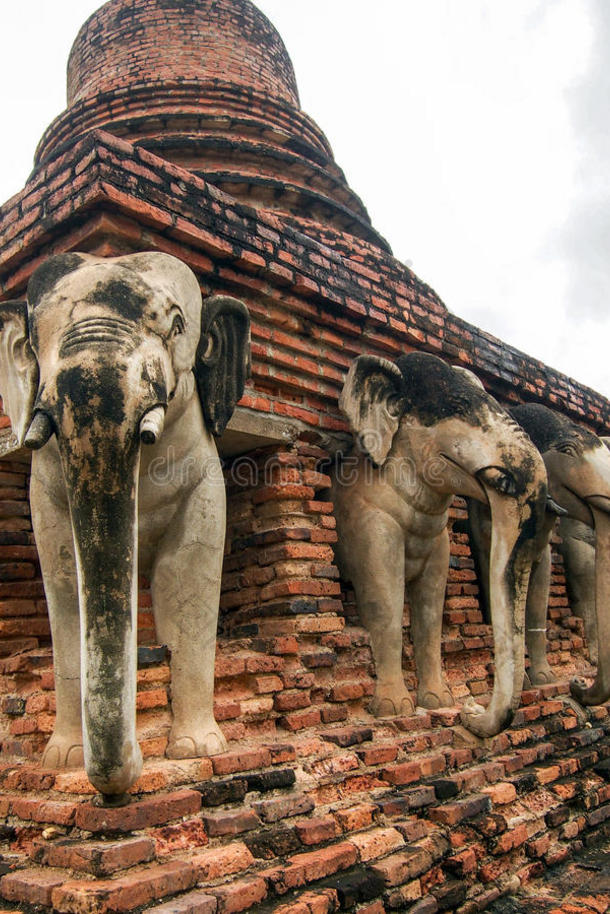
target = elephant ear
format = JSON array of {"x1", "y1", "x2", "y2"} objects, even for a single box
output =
[
  {"x1": 452, "y1": 365, "x2": 485, "y2": 391},
  {"x1": 195, "y1": 295, "x2": 251, "y2": 437},
  {"x1": 340, "y1": 355, "x2": 405, "y2": 466},
  {"x1": 0, "y1": 302, "x2": 39, "y2": 446}
]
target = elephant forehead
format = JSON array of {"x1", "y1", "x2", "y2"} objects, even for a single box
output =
[
  {"x1": 549, "y1": 442, "x2": 610, "y2": 485},
  {"x1": 427, "y1": 411, "x2": 542, "y2": 485},
  {"x1": 29, "y1": 252, "x2": 202, "y2": 330},
  {"x1": 431, "y1": 408, "x2": 531, "y2": 452},
  {"x1": 111, "y1": 252, "x2": 202, "y2": 315}
]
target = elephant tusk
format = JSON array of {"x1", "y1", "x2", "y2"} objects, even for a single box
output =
[
  {"x1": 24, "y1": 412, "x2": 54, "y2": 450},
  {"x1": 139, "y1": 406, "x2": 166, "y2": 445},
  {"x1": 546, "y1": 495, "x2": 568, "y2": 516}
]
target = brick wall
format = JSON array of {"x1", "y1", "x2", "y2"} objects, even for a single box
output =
[{"x1": 0, "y1": 409, "x2": 49, "y2": 663}]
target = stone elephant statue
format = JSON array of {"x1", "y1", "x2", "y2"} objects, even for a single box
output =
[
  {"x1": 330, "y1": 353, "x2": 547, "y2": 739},
  {"x1": 469, "y1": 405, "x2": 610, "y2": 706},
  {"x1": 557, "y1": 438, "x2": 610, "y2": 667},
  {"x1": 0, "y1": 252, "x2": 250, "y2": 803}
]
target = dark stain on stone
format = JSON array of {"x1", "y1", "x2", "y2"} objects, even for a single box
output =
[
  {"x1": 55, "y1": 364, "x2": 127, "y2": 428},
  {"x1": 27, "y1": 254, "x2": 85, "y2": 309},
  {"x1": 85, "y1": 279, "x2": 148, "y2": 324},
  {"x1": 512, "y1": 402, "x2": 600, "y2": 455},
  {"x1": 395, "y1": 352, "x2": 497, "y2": 428}
]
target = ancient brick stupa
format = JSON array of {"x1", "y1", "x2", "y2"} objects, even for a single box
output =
[{"x1": 0, "y1": 1, "x2": 609, "y2": 911}]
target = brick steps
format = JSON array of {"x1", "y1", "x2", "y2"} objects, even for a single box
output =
[{"x1": 0, "y1": 689, "x2": 607, "y2": 912}]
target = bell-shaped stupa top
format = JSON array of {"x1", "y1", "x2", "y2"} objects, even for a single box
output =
[{"x1": 36, "y1": 0, "x2": 388, "y2": 251}]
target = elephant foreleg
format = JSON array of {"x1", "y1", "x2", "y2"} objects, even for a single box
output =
[
  {"x1": 151, "y1": 478, "x2": 228, "y2": 759},
  {"x1": 30, "y1": 470, "x2": 83, "y2": 769},
  {"x1": 525, "y1": 544, "x2": 554, "y2": 685},
  {"x1": 341, "y1": 510, "x2": 413, "y2": 717},
  {"x1": 559, "y1": 523, "x2": 598, "y2": 665},
  {"x1": 407, "y1": 529, "x2": 454, "y2": 709}
]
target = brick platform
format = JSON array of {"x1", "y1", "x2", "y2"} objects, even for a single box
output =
[{"x1": 0, "y1": 676, "x2": 608, "y2": 913}]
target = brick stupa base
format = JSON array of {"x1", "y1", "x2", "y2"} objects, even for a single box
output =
[{"x1": 0, "y1": 443, "x2": 608, "y2": 913}]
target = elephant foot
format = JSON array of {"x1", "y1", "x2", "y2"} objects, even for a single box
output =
[
  {"x1": 370, "y1": 682, "x2": 415, "y2": 718},
  {"x1": 460, "y1": 697, "x2": 512, "y2": 739},
  {"x1": 41, "y1": 734, "x2": 84, "y2": 770},
  {"x1": 417, "y1": 682, "x2": 455, "y2": 710},
  {"x1": 528, "y1": 664, "x2": 556, "y2": 686},
  {"x1": 166, "y1": 720, "x2": 227, "y2": 759}
]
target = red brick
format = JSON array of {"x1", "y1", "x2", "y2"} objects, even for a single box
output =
[
  {"x1": 310, "y1": 754, "x2": 359, "y2": 778},
  {"x1": 50, "y1": 861, "x2": 195, "y2": 913},
  {"x1": 191, "y1": 843, "x2": 255, "y2": 882},
  {"x1": 202, "y1": 809, "x2": 260, "y2": 837},
  {"x1": 334, "y1": 803, "x2": 377, "y2": 832},
  {"x1": 267, "y1": 744, "x2": 297, "y2": 764},
  {"x1": 152, "y1": 819, "x2": 209, "y2": 857},
  {"x1": 1, "y1": 870, "x2": 65, "y2": 907},
  {"x1": 274, "y1": 690, "x2": 312, "y2": 712},
  {"x1": 269, "y1": 843, "x2": 358, "y2": 894},
  {"x1": 357, "y1": 745, "x2": 398, "y2": 766},
  {"x1": 428, "y1": 794, "x2": 490, "y2": 825},
  {"x1": 31, "y1": 836, "x2": 155, "y2": 875},
  {"x1": 279, "y1": 709, "x2": 322, "y2": 732},
  {"x1": 381, "y1": 761, "x2": 421, "y2": 786},
  {"x1": 210, "y1": 877, "x2": 267, "y2": 913},
  {"x1": 11, "y1": 797, "x2": 77, "y2": 826},
  {"x1": 74, "y1": 790, "x2": 201, "y2": 832},
  {"x1": 253, "y1": 675, "x2": 283, "y2": 694},
  {"x1": 526, "y1": 833, "x2": 552, "y2": 858},
  {"x1": 253, "y1": 794, "x2": 314, "y2": 823},
  {"x1": 328, "y1": 682, "x2": 365, "y2": 702},
  {"x1": 294, "y1": 816, "x2": 340, "y2": 846},
  {"x1": 211, "y1": 748, "x2": 272, "y2": 776},
  {"x1": 483, "y1": 783, "x2": 517, "y2": 806},
  {"x1": 370, "y1": 846, "x2": 433, "y2": 886},
  {"x1": 4, "y1": 766, "x2": 55, "y2": 791},
  {"x1": 356, "y1": 904, "x2": 386, "y2": 914},
  {"x1": 444, "y1": 847, "x2": 478, "y2": 876},
  {"x1": 492, "y1": 823, "x2": 529, "y2": 855},
  {"x1": 350, "y1": 827, "x2": 405, "y2": 862}
]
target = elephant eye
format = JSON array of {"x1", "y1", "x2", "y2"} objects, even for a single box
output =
[
  {"x1": 477, "y1": 466, "x2": 518, "y2": 497},
  {"x1": 557, "y1": 442, "x2": 578, "y2": 457},
  {"x1": 170, "y1": 314, "x2": 185, "y2": 338}
]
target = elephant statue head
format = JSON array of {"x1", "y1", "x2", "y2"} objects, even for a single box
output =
[
  {"x1": 510, "y1": 403, "x2": 610, "y2": 706},
  {"x1": 0, "y1": 252, "x2": 250, "y2": 802},
  {"x1": 331, "y1": 353, "x2": 548, "y2": 738}
]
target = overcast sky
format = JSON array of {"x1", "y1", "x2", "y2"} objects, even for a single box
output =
[{"x1": 1, "y1": 1, "x2": 608, "y2": 396}]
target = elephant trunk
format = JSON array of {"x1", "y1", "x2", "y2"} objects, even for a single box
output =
[
  {"x1": 461, "y1": 489, "x2": 537, "y2": 738},
  {"x1": 571, "y1": 507, "x2": 610, "y2": 705},
  {"x1": 59, "y1": 428, "x2": 143, "y2": 801},
  {"x1": 47, "y1": 355, "x2": 169, "y2": 801}
]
